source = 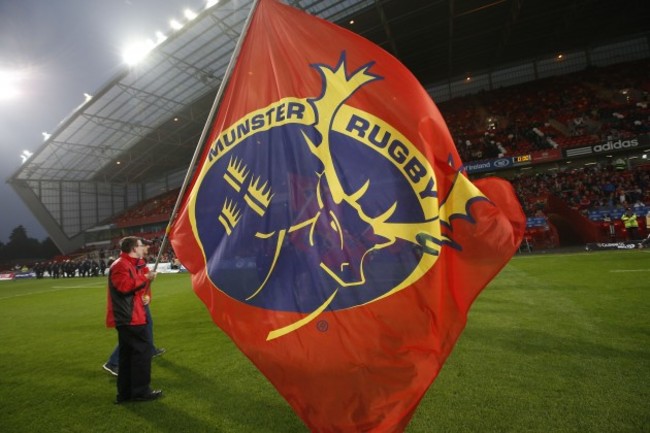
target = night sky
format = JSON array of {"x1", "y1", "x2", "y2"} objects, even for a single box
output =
[{"x1": 0, "y1": 0, "x2": 207, "y2": 243}]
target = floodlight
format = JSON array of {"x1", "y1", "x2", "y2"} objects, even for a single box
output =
[
  {"x1": 184, "y1": 9, "x2": 197, "y2": 20},
  {"x1": 122, "y1": 40, "x2": 154, "y2": 66},
  {"x1": 84, "y1": 93, "x2": 92, "y2": 102},
  {"x1": 206, "y1": 0, "x2": 219, "y2": 8},
  {"x1": 155, "y1": 31, "x2": 167, "y2": 44},
  {"x1": 20, "y1": 150, "x2": 33, "y2": 164},
  {"x1": 170, "y1": 19, "x2": 183, "y2": 30},
  {"x1": 0, "y1": 70, "x2": 21, "y2": 101},
  {"x1": 42, "y1": 132, "x2": 51, "y2": 141}
]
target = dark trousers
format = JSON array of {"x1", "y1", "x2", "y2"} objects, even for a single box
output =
[
  {"x1": 627, "y1": 226, "x2": 639, "y2": 240},
  {"x1": 108, "y1": 306, "x2": 155, "y2": 366},
  {"x1": 116, "y1": 324, "x2": 152, "y2": 400}
]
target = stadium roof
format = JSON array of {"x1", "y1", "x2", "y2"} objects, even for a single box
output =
[
  {"x1": 7, "y1": 0, "x2": 650, "y2": 252},
  {"x1": 11, "y1": 0, "x2": 650, "y2": 185}
]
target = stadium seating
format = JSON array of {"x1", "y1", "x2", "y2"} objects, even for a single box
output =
[
  {"x1": 509, "y1": 164, "x2": 649, "y2": 245},
  {"x1": 92, "y1": 59, "x2": 650, "y2": 251},
  {"x1": 112, "y1": 189, "x2": 179, "y2": 228},
  {"x1": 439, "y1": 58, "x2": 650, "y2": 160}
]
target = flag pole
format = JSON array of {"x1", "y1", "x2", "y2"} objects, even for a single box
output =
[{"x1": 153, "y1": 0, "x2": 261, "y2": 271}]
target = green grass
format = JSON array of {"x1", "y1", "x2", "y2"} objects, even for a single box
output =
[{"x1": 0, "y1": 250, "x2": 648, "y2": 432}]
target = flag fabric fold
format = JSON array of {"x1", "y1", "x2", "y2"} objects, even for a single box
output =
[{"x1": 169, "y1": 0, "x2": 525, "y2": 431}]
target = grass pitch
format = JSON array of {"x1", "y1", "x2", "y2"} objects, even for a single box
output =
[{"x1": 0, "y1": 250, "x2": 648, "y2": 432}]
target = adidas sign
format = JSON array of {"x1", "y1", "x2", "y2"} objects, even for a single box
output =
[{"x1": 592, "y1": 139, "x2": 638, "y2": 153}]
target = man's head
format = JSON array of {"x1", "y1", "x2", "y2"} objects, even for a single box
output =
[
  {"x1": 140, "y1": 238, "x2": 153, "y2": 255},
  {"x1": 120, "y1": 236, "x2": 145, "y2": 258}
]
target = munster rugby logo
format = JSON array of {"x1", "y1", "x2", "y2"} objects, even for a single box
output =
[{"x1": 190, "y1": 53, "x2": 486, "y2": 340}]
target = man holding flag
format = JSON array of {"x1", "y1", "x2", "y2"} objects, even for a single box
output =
[
  {"x1": 103, "y1": 238, "x2": 165, "y2": 377},
  {"x1": 106, "y1": 236, "x2": 162, "y2": 403},
  {"x1": 165, "y1": 0, "x2": 525, "y2": 430}
]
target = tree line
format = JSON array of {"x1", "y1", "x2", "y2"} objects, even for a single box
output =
[{"x1": 0, "y1": 226, "x2": 59, "y2": 263}]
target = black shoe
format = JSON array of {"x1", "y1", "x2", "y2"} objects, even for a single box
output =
[
  {"x1": 132, "y1": 390, "x2": 163, "y2": 402},
  {"x1": 103, "y1": 363, "x2": 119, "y2": 377},
  {"x1": 153, "y1": 347, "x2": 166, "y2": 358},
  {"x1": 114, "y1": 395, "x2": 130, "y2": 404}
]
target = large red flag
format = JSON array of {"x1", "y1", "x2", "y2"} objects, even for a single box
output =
[{"x1": 169, "y1": 0, "x2": 525, "y2": 431}]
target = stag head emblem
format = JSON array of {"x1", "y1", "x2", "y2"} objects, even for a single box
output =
[{"x1": 191, "y1": 53, "x2": 488, "y2": 340}]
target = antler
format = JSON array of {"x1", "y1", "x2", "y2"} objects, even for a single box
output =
[{"x1": 304, "y1": 55, "x2": 381, "y2": 205}]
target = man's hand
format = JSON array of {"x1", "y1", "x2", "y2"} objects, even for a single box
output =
[
  {"x1": 147, "y1": 271, "x2": 157, "y2": 281},
  {"x1": 142, "y1": 294, "x2": 151, "y2": 305}
]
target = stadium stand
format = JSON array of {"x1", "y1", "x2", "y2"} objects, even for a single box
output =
[
  {"x1": 37, "y1": 59, "x2": 650, "y2": 253},
  {"x1": 506, "y1": 163, "x2": 650, "y2": 247},
  {"x1": 112, "y1": 189, "x2": 179, "y2": 228},
  {"x1": 7, "y1": 0, "x2": 650, "y2": 255},
  {"x1": 439, "y1": 58, "x2": 650, "y2": 162}
]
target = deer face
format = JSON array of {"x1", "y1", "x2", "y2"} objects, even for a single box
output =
[{"x1": 307, "y1": 175, "x2": 392, "y2": 287}]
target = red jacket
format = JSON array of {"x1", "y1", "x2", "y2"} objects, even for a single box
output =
[
  {"x1": 137, "y1": 258, "x2": 152, "y2": 299},
  {"x1": 106, "y1": 253, "x2": 149, "y2": 327}
]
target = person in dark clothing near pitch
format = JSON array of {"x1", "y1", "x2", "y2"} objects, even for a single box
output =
[{"x1": 106, "y1": 237, "x2": 162, "y2": 403}]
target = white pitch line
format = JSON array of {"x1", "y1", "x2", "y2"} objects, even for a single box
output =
[
  {"x1": 513, "y1": 252, "x2": 588, "y2": 259},
  {"x1": 51, "y1": 283, "x2": 104, "y2": 289},
  {"x1": 609, "y1": 269, "x2": 650, "y2": 273},
  {"x1": 0, "y1": 284, "x2": 100, "y2": 301}
]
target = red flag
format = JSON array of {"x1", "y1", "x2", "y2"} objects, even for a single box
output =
[{"x1": 170, "y1": 0, "x2": 525, "y2": 431}]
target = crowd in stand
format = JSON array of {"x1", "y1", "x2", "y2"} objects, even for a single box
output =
[
  {"x1": 510, "y1": 163, "x2": 650, "y2": 218},
  {"x1": 98, "y1": 164, "x2": 648, "y2": 252},
  {"x1": 438, "y1": 58, "x2": 650, "y2": 162}
]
